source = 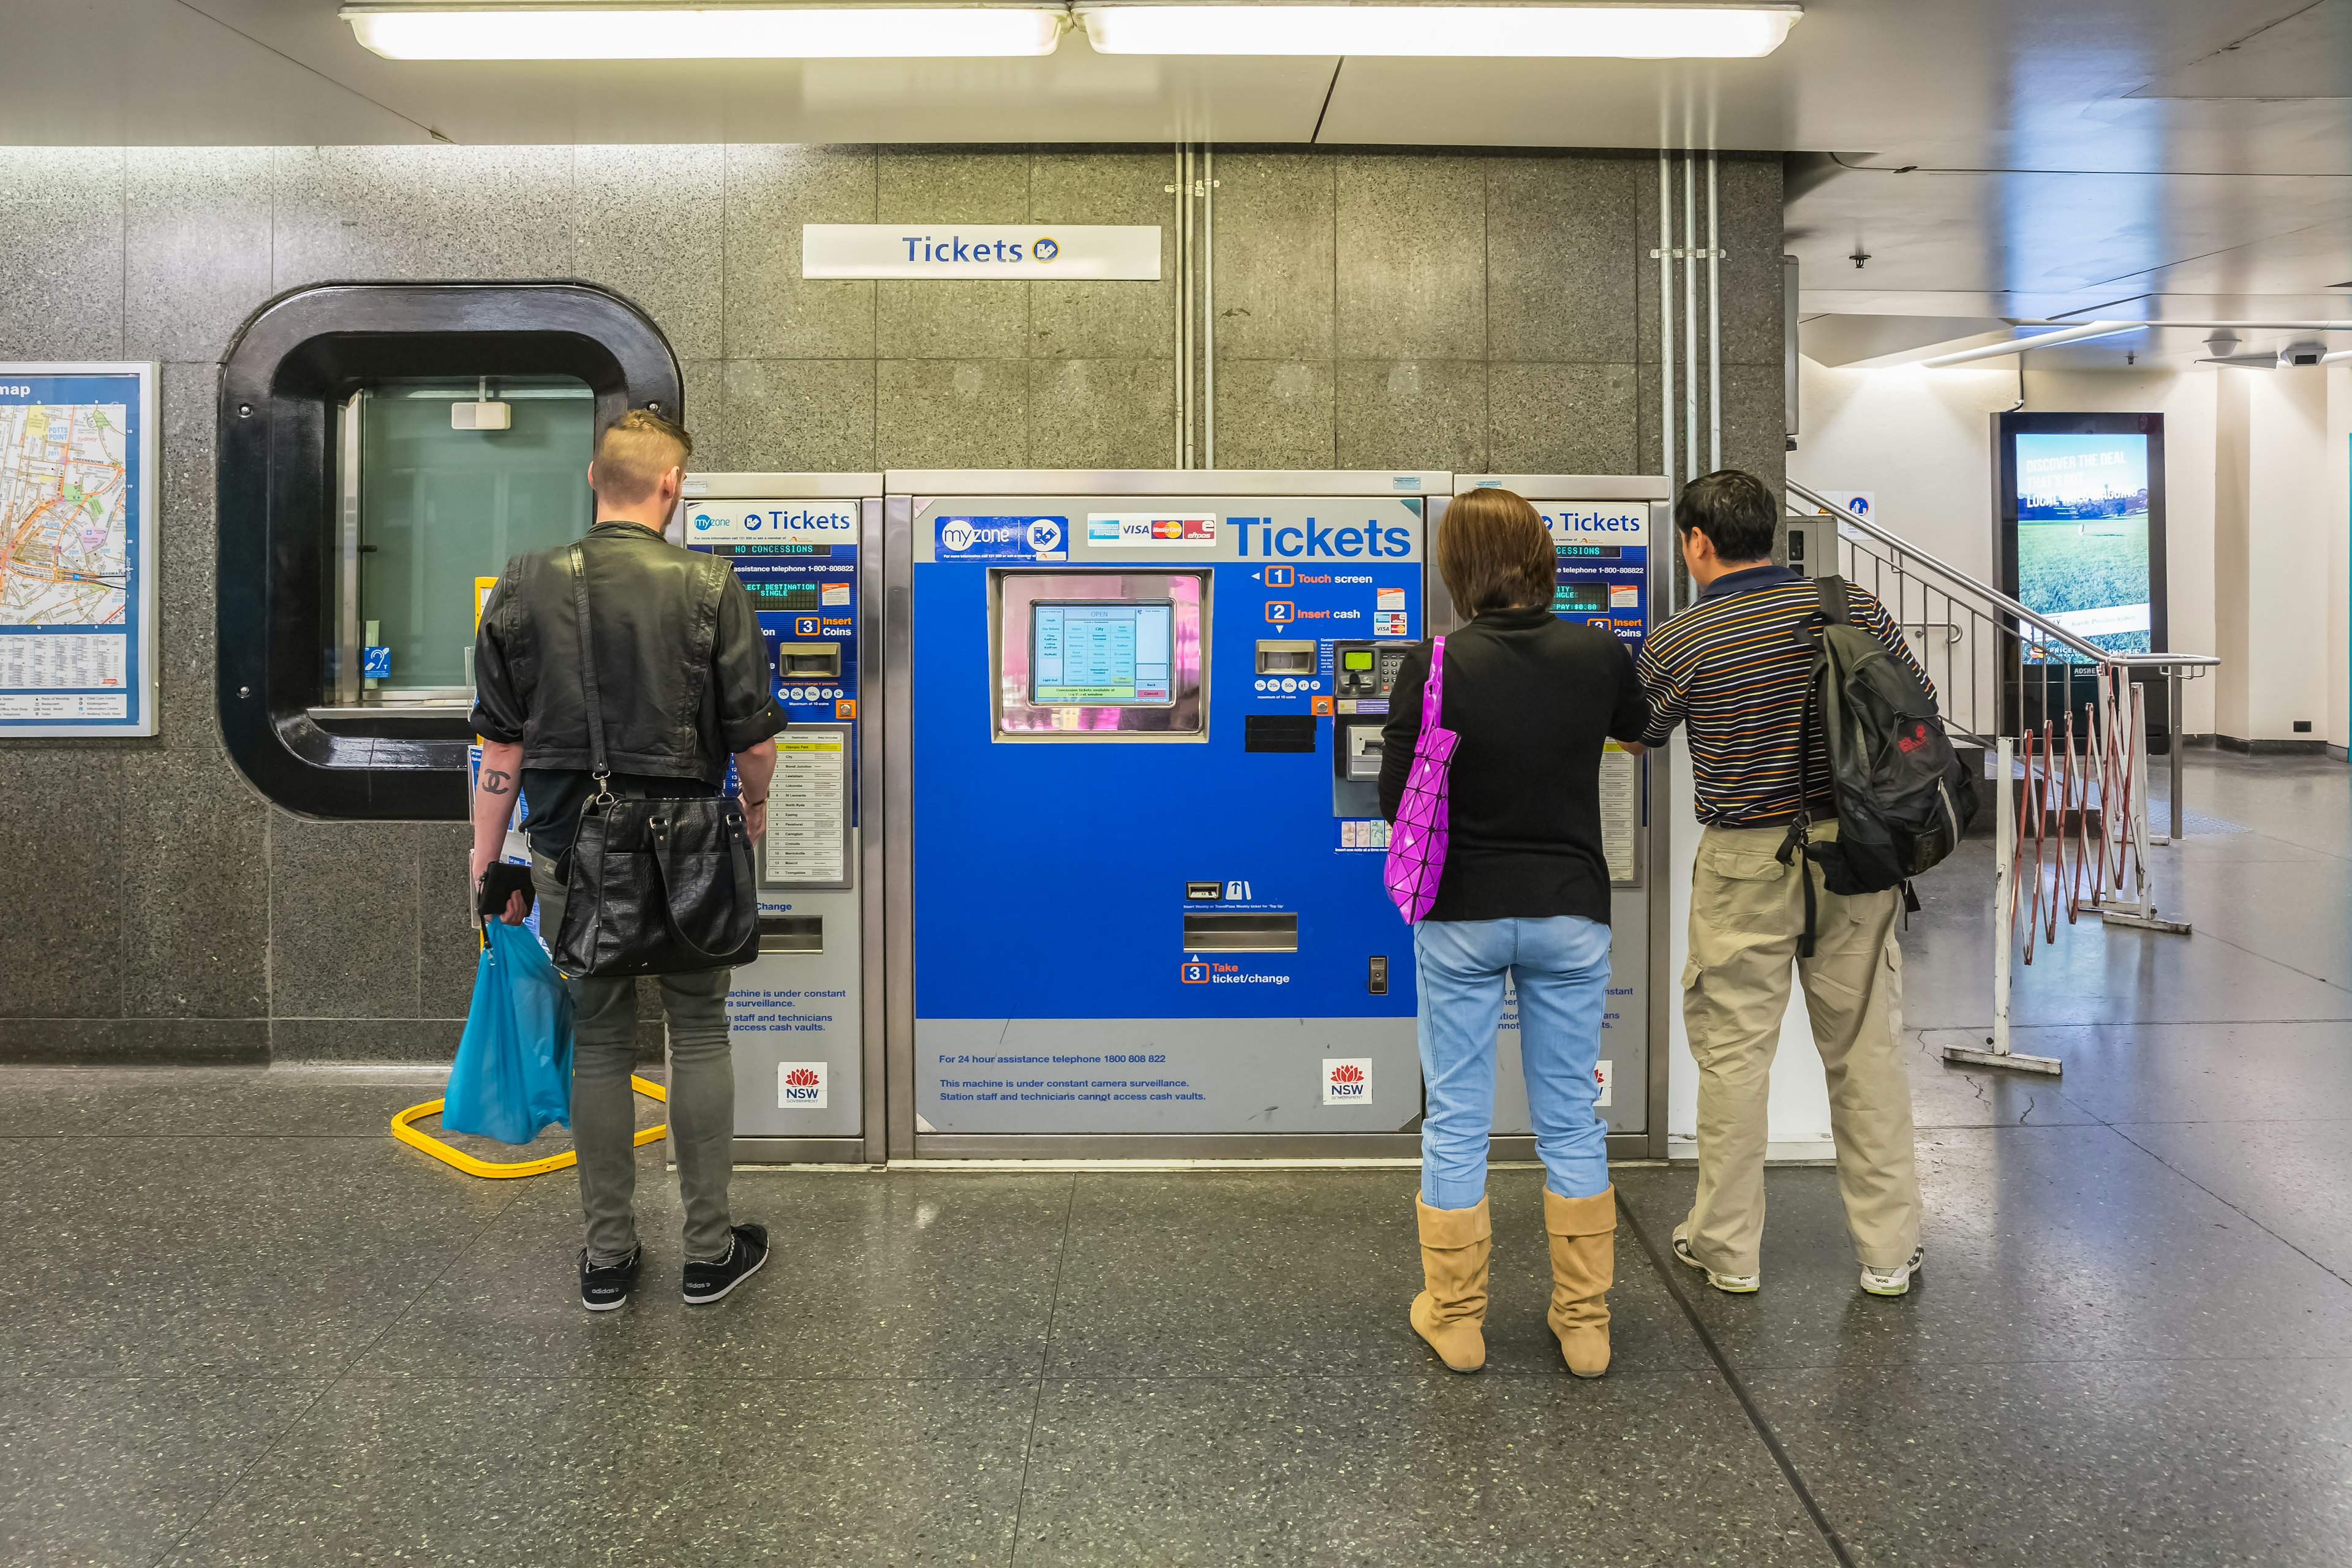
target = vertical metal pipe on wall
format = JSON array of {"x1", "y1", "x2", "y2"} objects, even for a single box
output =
[
  {"x1": 1658, "y1": 151, "x2": 1676, "y2": 608},
  {"x1": 1203, "y1": 145, "x2": 1215, "y2": 470},
  {"x1": 1706, "y1": 153, "x2": 1721, "y2": 473},
  {"x1": 1176, "y1": 143, "x2": 1194, "y2": 469},
  {"x1": 1683, "y1": 150, "x2": 1698, "y2": 492}
]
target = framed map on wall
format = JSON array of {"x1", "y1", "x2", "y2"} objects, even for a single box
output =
[{"x1": 0, "y1": 364, "x2": 158, "y2": 736}]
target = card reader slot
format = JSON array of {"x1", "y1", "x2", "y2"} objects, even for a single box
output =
[
  {"x1": 758, "y1": 914, "x2": 823, "y2": 954},
  {"x1": 1183, "y1": 913, "x2": 1298, "y2": 952}
]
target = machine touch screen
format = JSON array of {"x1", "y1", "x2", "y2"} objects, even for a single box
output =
[{"x1": 1030, "y1": 600, "x2": 1175, "y2": 706}]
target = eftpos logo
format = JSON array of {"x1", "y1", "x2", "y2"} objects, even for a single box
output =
[
  {"x1": 1322, "y1": 1058, "x2": 1373, "y2": 1105},
  {"x1": 778, "y1": 1061, "x2": 829, "y2": 1109}
]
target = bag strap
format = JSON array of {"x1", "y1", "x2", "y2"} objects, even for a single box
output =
[
  {"x1": 645, "y1": 816, "x2": 750, "y2": 967},
  {"x1": 1777, "y1": 580, "x2": 1839, "y2": 959},
  {"x1": 1816, "y1": 571, "x2": 1850, "y2": 625},
  {"x1": 567, "y1": 543, "x2": 616, "y2": 809},
  {"x1": 1420, "y1": 634, "x2": 1447, "y2": 735}
]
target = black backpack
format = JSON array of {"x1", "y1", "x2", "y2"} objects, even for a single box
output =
[{"x1": 1778, "y1": 575, "x2": 1978, "y2": 954}]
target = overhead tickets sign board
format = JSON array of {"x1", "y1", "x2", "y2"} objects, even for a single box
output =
[{"x1": 802, "y1": 224, "x2": 1161, "y2": 280}]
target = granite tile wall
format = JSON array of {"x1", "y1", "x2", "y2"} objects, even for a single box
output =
[{"x1": 0, "y1": 143, "x2": 1782, "y2": 1063}]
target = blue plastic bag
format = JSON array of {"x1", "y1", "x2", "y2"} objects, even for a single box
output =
[{"x1": 442, "y1": 920, "x2": 575, "y2": 1145}]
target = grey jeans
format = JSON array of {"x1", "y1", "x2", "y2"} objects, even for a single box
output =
[{"x1": 532, "y1": 852, "x2": 737, "y2": 1265}]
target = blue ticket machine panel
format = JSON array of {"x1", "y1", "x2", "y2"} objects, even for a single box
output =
[
  {"x1": 679, "y1": 473, "x2": 881, "y2": 1159},
  {"x1": 889, "y1": 472, "x2": 1445, "y2": 1151},
  {"x1": 1447, "y1": 477, "x2": 1672, "y2": 1155}
]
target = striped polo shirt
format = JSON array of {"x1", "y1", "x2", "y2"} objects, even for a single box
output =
[{"x1": 1636, "y1": 565, "x2": 1932, "y2": 827}]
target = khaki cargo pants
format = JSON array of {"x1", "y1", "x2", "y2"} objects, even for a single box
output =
[{"x1": 1681, "y1": 823, "x2": 1921, "y2": 1276}]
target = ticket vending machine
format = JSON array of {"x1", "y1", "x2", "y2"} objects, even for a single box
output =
[
  {"x1": 678, "y1": 473, "x2": 884, "y2": 1164},
  {"x1": 1442, "y1": 475, "x2": 1672, "y2": 1159},
  {"x1": 884, "y1": 471, "x2": 1444, "y2": 1157}
]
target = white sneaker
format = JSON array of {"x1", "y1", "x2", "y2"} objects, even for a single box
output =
[
  {"x1": 1672, "y1": 1224, "x2": 1760, "y2": 1294},
  {"x1": 1859, "y1": 1247, "x2": 1924, "y2": 1298}
]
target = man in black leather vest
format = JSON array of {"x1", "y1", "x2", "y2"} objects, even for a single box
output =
[{"x1": 470, "y1": 409, "x2": 786, "y2": 1312}]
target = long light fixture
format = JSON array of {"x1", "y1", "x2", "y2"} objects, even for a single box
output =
[
  {"x1": 343, "y1": 5, "x2": 1067, "y2": 59},
  {"x1": 1080, "y1": 3, "x2": 1803, "y2": 58}
]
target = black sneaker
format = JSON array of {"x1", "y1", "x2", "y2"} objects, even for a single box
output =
[
  {"x1": 579, "y1": 1245, "x2": 643, "y2": 1312},
  {"x1": 682, "y1": 1223, "x2": 769, "y2": 1306}
]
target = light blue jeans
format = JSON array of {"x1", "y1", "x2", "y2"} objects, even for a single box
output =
[{"x1": 1414, "y1": 916, "x2": 1615, "y2": 1208}]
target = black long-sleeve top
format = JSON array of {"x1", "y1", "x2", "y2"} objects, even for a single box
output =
[{"x1": 1378, "y1": 606, "x2": 1649, "y2": 925}]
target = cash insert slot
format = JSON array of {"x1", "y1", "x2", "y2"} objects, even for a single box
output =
[
  {"x1": 1255, "y1": 639, "x2": 1316, "y2": 677},
  {"x1": 1183, "y1": 912, "x2": 1299, "y2": 952}
]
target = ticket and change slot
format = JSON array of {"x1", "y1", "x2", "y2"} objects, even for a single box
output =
[
  {"x1": 758, "y1": 914, "x2": 823, "y2": 954},
  {"x1": 1183, "y1": 911, "x2": 1299, "y2": 952}
]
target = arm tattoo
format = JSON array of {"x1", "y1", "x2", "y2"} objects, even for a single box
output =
[{"x1": 480, "y1": 769, "x2": 515, "y2": 795}]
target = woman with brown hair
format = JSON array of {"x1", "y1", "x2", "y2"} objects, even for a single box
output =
[{"x1": 1379, "y1": 486, "x2": 1648, "y2": 1378}]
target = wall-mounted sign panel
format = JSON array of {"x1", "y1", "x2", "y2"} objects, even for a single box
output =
[
  {"x1": 0, "y1": 364, "x2": 157, "y2": 737},
  {"x1": 802, "y1": 224, "x2": 1161, "y2": 280}
]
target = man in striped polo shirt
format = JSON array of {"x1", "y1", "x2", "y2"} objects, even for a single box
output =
[{"x1": 1633, "y1": 469, "x2": 1928, "y2": 1300}]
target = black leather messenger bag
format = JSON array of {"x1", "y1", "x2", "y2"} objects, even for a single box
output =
[{"x1": 548, "y1": 541, "x2": 761, "y2": 978}]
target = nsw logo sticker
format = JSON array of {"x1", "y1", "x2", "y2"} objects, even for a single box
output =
[
  {"x1": 1322, "y1": 1058, "x2": 1373, "y2": 1105},
  {"x1": 778, "y1": 1061, "x2": 830, "y2": 1109}
]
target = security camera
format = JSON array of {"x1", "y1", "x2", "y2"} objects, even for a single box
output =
[{"x1": 2279, "y1": 339, "x2": 2328, "y2": 368}]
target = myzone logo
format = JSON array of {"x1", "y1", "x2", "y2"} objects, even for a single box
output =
[{"x1": 940, "y1": 519, "x2": 975, "y2": 552}]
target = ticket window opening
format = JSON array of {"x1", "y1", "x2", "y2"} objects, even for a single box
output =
[
  {"x1": 1340, "y1": 722, "x2": 1384, "y2": 782},
  {"x1": 777, "y1": 642, "x2": 840, "y2": 681},
  {"x1": 1256, "y1": 639, "x2": 1316, "y2": 678}
]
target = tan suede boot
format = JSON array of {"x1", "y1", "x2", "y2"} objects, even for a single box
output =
[
  {"x1": 1409, "y1": 1194, "x2": 1491, "y2": 1373},
  {"x1": 1544, "y1": 1186, "x2": 1615, "y2": 1378}
]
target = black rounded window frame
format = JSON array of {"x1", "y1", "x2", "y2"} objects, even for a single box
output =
[{"x1": 217, "y1": 281, "x2": 683, "y2": 820}]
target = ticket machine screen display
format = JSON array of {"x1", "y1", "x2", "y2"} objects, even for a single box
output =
[
  {"x1": 1554, "y1": 582, "x2": 1608, "y2": 614},
  {"x1": 1030, "y1": 600, "x2": 1175, "y2": 706}
]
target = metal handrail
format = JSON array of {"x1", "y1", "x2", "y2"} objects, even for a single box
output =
[
  {"x1": 1786, "y1": 480, "x2": 2217, "y2": 676},
  {"x1": 1784, "y1": 477, "x2": 2217, "y2": 840}
]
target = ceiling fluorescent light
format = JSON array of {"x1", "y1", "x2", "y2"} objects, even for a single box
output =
[
  {"x1": 344, "y1": 6, "x2": 1066, "y2": 59},
  {"x1": 1079, "y1": 4, "x2": 1801, "y2": 57}
]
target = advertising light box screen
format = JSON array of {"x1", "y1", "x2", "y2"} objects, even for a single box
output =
[
  {"x1": 1030, "y1": 599, "x2": 1174, "y2": 706},
  {"x1": 2011, "y1": 429, "x2": 2156, "y2": 658}
]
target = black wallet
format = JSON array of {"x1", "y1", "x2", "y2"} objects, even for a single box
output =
[{"x1": 476, "y1": 861, "x2": 537, "y2": 919}]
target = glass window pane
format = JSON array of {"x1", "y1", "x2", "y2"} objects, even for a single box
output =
[{"x1": 348, "y1": 377, "x2": 593, "y2": 699}]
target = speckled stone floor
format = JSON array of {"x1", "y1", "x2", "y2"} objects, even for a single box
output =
[{"x1": 7, "y1": 751, "x2": 2352, "y2": 1566}]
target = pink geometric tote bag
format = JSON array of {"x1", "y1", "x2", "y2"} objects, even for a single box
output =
[{"x1": 1383, "y1": 635, "x2": 1458, "y2": 922}]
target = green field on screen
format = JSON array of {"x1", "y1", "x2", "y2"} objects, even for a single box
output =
[{"x1": 2018, "y1": 510, "x2": 2151, "y2": 656}]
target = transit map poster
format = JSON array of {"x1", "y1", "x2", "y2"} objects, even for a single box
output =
[
  {"x1": 1998, "y1": 413, "x2": 2166, "y2": 665},
  {"x1": 0, "y1": 364, "x2": 157, "y2": 735}
]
